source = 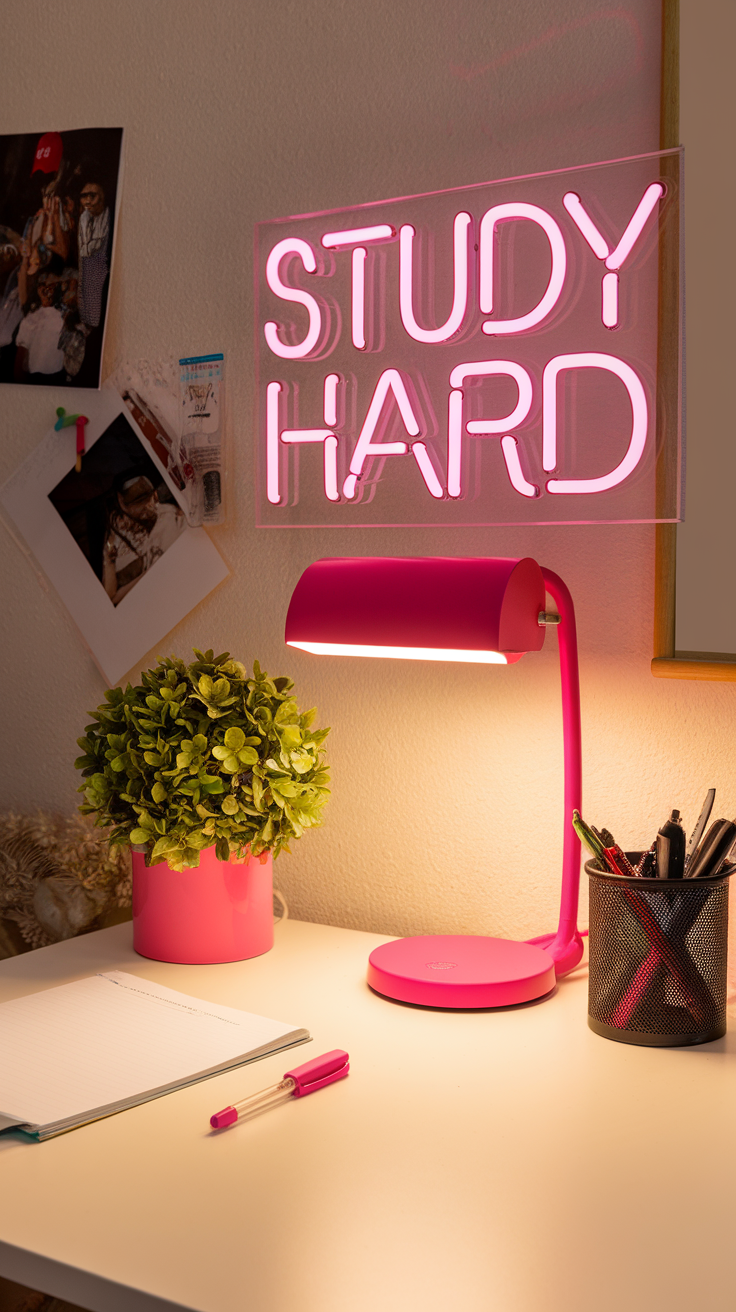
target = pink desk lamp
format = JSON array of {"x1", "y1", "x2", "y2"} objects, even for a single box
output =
[{"x1": 285, "y1": 557, "x2": 583, "y2": 1008}]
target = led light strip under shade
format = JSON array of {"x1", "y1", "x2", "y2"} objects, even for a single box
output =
[{"x1": 287, "y1": 641, "x2": 510, "y2": 664}]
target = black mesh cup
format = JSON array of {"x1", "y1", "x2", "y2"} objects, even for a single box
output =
[{"x1": 586, "y1": 856, "x2": 730, "y2": 1046}]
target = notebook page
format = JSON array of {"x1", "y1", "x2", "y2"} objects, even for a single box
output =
[{"x1": 0, "y1": 971, "x2": 303, "y2": 1128}]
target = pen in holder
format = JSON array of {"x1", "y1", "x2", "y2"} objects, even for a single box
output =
[{"x1": 586, "y1": 855, "x2": 730, "y2": 1046}]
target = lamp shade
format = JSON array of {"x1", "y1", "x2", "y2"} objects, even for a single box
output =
[{"x1": 285, "y1": 557, "x2": 546, "y2": 664}]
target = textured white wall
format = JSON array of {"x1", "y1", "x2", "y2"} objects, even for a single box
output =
[{"x1": 1, "y1": 0, "x2": 732, "y2": 946}]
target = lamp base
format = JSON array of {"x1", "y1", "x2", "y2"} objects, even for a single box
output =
[{"x1": 367, "y1": 935, "x2": 556, "y2": 1009}]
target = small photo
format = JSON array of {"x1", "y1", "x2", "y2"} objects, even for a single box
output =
[
  {"x1": 0, "y1": 126, "x2": 123, "y2": 389},
  {"x1": 48, "y1": 413, "x2": 186, "y2": 607}
]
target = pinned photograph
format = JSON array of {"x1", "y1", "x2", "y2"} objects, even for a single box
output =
[
  {"x1": 0, "y1": 127, "x2": 123, "y2": 389},
  {"x1": 48, "y1": 414, "x2": 186, "y2": 607},
  {"x1": 0, "y1": 392, "x2": 229, "y2": 685}
]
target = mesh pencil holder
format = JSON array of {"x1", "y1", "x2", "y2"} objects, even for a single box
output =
[{"x1": 586, "y1": 856, "x2": 730, "y2": 1047}]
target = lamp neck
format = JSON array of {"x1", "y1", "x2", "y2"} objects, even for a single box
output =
[{"x1": 539, "y1": 567, "x2": 583, "y2": 973}]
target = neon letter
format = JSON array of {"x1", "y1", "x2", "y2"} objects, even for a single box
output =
[
  {"x1": 280, "y1": 428, "x2": 340, "y2": 503},
  {"x1": 479, "y1": 203, "x2": 566, "y2": 335},
  {"x1": 410, "y1": 443, "x2": 444, "y2": 499},
  {"x1": 322, "y1": 436, "x2": 339, "y2": 502},
  {"x1": 604, "y1": 184, "x2": 665, "y2": 270},
  {"x1": 344, "y1": 368, "x2": 436, "y2": 500},
  {"x1": 500, "y1": 437, "x2": 537, "y2": 498},
  {"x1": 562, "y1": 184, "x2": 664, "y2": 329},
  {"x1": 352, "y1": 247, "x2": 367, "y2": 349},
  {"x1": 321, "y1": 224, "x2": 395, "y2": 248},
  {"x1": 399, "y1": 212, "x2": 471, "y2": 344},
  {"x1": 266, "y1": 381, "x2": 282, "y2": 504},
  {"x1": 601, "y1": 272, "x2": 618, "y2": 329},
  {"x1": 560, "y1": 192, "x2": 609, "y2": 259},
  {"x1": 543, "y1": 352, "x2": 648, "y2": 493},
  {"x1": 323, "y1": 373, "x2": 339, "y2": 427},
  {"x1": 446, "y1": 389, "x2": 464, "y2": 498},
  {"x1": 264, "y1": 238, "x2": 322, "y2": 359},
  {"x1": 321, "y1": 225, "x2": 395, "y2": 350},
  {"x1": 447, "y1": 361, "x2": 537, "y2": 498},
  {"x1": 278, "y1": 374, "x2": 343, "y2": 502}
]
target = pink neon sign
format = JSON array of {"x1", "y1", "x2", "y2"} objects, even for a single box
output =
[{"x1": 256, "y1": 149, "x2": 682, "y2": 527}]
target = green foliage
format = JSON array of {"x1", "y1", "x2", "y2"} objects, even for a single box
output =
[{"x1": 75, "y1": 650, "x2": 330, "y2": 872}]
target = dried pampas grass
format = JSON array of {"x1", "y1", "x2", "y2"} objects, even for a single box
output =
[{"x1": 0, "y1": 812, "x2": 131, "y2": 953}]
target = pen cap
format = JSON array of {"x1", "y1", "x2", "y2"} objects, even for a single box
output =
[
  {"x1": 284, "y1": 1049, "x2": 349, "y2": 1097},
  {"x1": 656, "y1": 810, "x2": 685, "y2": 879},
  {"x1": 210, "y1": 1106, "x2": 238, "y2": 1129}
]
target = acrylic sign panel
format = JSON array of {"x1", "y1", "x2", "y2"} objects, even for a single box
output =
[{"x1": 255, "y1": 149, "x2": 682, "y2": 527}]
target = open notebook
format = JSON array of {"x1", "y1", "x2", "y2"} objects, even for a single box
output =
[{"x1": 0, "y1": 971, "x2": 310, "y2": 1140}]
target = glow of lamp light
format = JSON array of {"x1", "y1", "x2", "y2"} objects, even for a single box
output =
[
  {"x1": 399, "y1": 213, "x2": 471, "y2": 344},
  {"x1": 479, "y1": 203, "x2": 566, "y2": 335},
  {"x1": 286, "y1": 640, "x2": 511, "y2": 664},
  {"x1": 542, "y1": 352, "x2": 648, "y2": 493},
  {"x1": 264, "y1": 238, "x2": 322, "y2": 360}
]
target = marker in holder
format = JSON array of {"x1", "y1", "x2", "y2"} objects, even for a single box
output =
[{"x1": 586, "y1": 855, "x2": 730, "y2": 1046}]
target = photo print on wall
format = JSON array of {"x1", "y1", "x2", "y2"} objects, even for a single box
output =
[
  {"x1": 0, "y1": 127, "x2": 123, "y2": 389},
  {"x1": 48, "y1": 414, "x2": 187, "y2": 608},
  {"x1": 0, "y1": 392, "x2": 229, "y2": 685}
]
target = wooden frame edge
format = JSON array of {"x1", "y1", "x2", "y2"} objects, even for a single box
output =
[
  {"x1": 652, "y1": 0, "x2": 736, "y2": 680},
  {"x1": 652, "y1": 1, "x2": 736, "y2": 680},
  {"x1": 652, "y1": 657, "x2": 736, "y2": 682},
  {"x1": 651, "y1": 0, "x2": 687, "y2": 679}
]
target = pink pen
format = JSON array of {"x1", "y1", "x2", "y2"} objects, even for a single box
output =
[{"x1": 209, "y1": 1049, "x2": 349, "y2": 1129}]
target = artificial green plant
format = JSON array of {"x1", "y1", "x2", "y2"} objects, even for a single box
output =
[{"x1": 75, "y1": 650, "x2": 330, "y2": 871}]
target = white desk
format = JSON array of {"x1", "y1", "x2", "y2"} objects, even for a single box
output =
[{"x1": 0, "y1": 919, "x2": 734, "y2": 1312}]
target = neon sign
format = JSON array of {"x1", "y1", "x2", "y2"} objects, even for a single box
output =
[{"x1": 256, "y1": 149, "x2": 682, "y2": 527}]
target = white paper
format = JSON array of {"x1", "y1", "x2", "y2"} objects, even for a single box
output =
[{"x1": 0, "y1": 971, "x2": 305, "y2": 1130}]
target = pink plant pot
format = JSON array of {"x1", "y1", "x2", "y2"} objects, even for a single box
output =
[{"x1": 131, "y1": 846, "x2": 274, "y2": 964}]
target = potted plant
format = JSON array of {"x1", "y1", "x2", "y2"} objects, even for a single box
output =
[{"x1": 75, "y1": 649, "x2": 330, "y2": 963}]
